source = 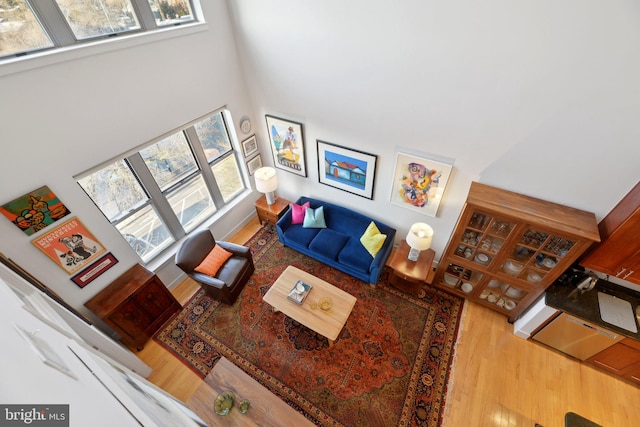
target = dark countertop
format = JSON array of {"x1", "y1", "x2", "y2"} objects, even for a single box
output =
[{"x1": 545, "y1": 278, "x2": 640, "y2": 341}]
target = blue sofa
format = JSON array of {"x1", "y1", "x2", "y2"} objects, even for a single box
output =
[{"x1": 276, "y1": 196, "x2": 396, "y2": 284}]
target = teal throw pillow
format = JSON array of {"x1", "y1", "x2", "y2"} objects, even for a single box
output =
[{"x1": 302, "y1": 206, "x2": 327, "y2": 228}]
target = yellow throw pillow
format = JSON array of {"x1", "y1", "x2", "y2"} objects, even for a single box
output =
[
  {"x1": 194, "y1": 245, "x2": 233, "y2": 277},
  {"x1": 360, "y1": 221, "x2": 387, "y2": 258}
]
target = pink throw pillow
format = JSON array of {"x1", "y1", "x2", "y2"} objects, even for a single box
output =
[{"x1": 291, "y1": 201, "x2": 310, "y2": 224}]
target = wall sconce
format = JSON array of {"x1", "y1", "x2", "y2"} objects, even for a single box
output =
[
  {"x1": 406, "y1": 222, "x2": 433, "y2": 261},
  {"x1": 254, "y1": 166, "x2": 279, "y2": 205}
]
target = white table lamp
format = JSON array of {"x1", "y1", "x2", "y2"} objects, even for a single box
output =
[
  {"x1": 254, "y1": 167, "x2": 279, "y2": 205},
  {"x1": 406, "y1": 222, "x2": 433, "y2": 261}
]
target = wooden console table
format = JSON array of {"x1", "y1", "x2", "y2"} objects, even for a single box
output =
[{"x1": 187, "y1": 357, "x2": 314, "y2": 426}]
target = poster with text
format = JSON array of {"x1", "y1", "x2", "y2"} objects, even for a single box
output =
[{"x1": 32, "y1": 217, "x2": 106, "y2": 275}]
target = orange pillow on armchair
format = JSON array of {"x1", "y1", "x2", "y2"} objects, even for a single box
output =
[{"x1": 194, "y1": 245, "x2": 233, "y2": 277}]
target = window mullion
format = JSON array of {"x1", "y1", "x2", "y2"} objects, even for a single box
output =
[
  {"x1": 29, "y1": 0, "x2": 76, "y2": 46},
  {"x1": 127, "y1": 153, "x2": 186, "y2": 240},
  {"x1": 184, "y1": 127, "x2": 225, "y2": 206}
]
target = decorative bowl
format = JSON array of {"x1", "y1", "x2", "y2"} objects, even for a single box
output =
[
  {"x1": 474, "y1": 253, "x2": 490, "y2": 265},
  {"x1": 214, "y1": 391, "x2": 235, "y2": 416},
  {"x1": 461, "y1": 282, "x2": 474, "y2": 293},
  {"x1": 318, "y1": 297, "x2": 333, "y2": 311}
]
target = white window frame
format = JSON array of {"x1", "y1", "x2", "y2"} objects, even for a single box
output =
[
  {"x1": 75, "y1": 108, "x2": 248, "y2": 263},
  {"x1": 0, "y1": 0, "x2": 205, "y2": 77}
]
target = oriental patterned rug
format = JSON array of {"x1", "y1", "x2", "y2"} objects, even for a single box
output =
[{"x1": 155, "y1": 226, "x2": 464, "y2": 426}]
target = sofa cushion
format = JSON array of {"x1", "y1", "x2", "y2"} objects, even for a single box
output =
[
  {"x1": 303, "y1": 206, "x2": 327, "y2": 228},
  {"x1": 360, "y1": 221, "x2": 387, "y2": 258},
  {"x1": 338, "y1": 238, "x2": 375, "y2": 272},
  {"x1": 309, "y1": 229, "x2": 350, "y2": 260},
  {"x1": 194, "y1": 244, "x2": 233, "y2": 277},
  {"x1": 291, "y1": 201, "x2": 310, "y2": 224},
  {"x1": 283, "y1": 225, "x2": 320, "y2": 247}
]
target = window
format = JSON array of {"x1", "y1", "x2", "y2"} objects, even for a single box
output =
[
  {"x1": 77, "y1": 110, "x2": 246, "y2": 262},
  {"x1": 1, "y1": 0, "x2": 196, "y2": 59}
]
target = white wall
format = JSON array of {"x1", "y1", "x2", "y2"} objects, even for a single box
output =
[
  {"x1": 1, "y1": 0, "x2": 639, "y2": 315},
  {"x1": 228, "y1": 0, "x2": 639, "y2": 250},
  {"x1": 0, "y1": 0, "x2": 258, "y2": 315}
]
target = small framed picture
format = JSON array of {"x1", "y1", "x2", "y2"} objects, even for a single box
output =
[
  {"x1": 241, "y1": 135, "x2": 259, "y2": 158},
  {"x1": 265, "y1": 115, "x2": 307, "y2": 177},
  {"x1": 246, "y1": 154, "x2": 263, "y2": 176}
]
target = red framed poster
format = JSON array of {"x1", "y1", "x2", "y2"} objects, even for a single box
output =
[{"x1": 32, "y1": 217, "x2": 106, "y2": 275}]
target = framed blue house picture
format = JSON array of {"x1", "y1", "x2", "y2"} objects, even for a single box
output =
[{"x1": 317, "y1": 140, "x2": 377, "y2": 199}]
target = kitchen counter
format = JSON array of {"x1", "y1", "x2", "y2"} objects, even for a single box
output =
[{"x1": 545, "y1": 279, "x2": 640, "y2": 341}]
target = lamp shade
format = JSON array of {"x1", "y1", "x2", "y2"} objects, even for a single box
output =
[
  {"x1": 406, "y1": 222, "x2": 433, "y2": 251},
  {"x1": 254, "y1": 167, "x2": 278, "y2": 193}
]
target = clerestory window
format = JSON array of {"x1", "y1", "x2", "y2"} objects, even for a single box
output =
[{"x1": 0, "y1": 0, "x2": 196, "y2": 60}]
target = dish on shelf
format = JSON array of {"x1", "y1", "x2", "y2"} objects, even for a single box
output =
[
  {"x1": 504, "y1": 300, "x2": 516, "y2": 310},
  {"x1": 443, "y1": 275, "x2": 458, "y2": 287},
  {"x1": 461, "y1": 282, "x2": 474, "y2": 293},
  {"x1": 527, "y1": 271, "x2": 542, "y2": 283},
  {"x1": 501, "y1": 284, "x2": 524, "y2": 299},
  {"x1": 542, "y1": 257, "x2": 557, "y2": 268},
  {"x1": 487, "y1": 278, "x2": 501, "y2": 288},
  {"x1": 503, "y1": 260, "x2": 524, "y2": 276},
  {"x1": 474, "y1": 253, "x2": 490, "y2": 265}
]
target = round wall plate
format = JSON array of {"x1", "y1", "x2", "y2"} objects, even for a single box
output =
[{"x1": 240, "y1": 118, "x2": 251, "y2": 134}]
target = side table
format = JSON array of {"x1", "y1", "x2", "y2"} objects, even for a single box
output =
[
  {"x1": 388, "y1": 240, "x2": 435, "y2": 297},
  {"x1": 254, "y1": 195, "x2": 291, "y2": 225}
]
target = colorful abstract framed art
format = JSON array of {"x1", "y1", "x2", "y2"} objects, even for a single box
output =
[{"x1": 389, "y1": 152, "x2": 453, "y2": 217}]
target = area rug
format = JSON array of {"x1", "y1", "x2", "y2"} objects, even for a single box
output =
[{"x1": 155, "y1": 226, "x2": 464, "y2": 426}]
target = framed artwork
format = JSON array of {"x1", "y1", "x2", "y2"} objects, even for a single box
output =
[
  {"x1": 265, "y1": 115, "x2": 307, "y2": 177},
  {"x1": 32, "y1": 217, "x2": 106, "y2": 275},
  {"x1": 241, "y1": 134, "x2": 259, "y2": 158},
  {"x1": 0, "y1": 185, "x2": 71, "y2": 236},
  {"x1": 389, "y1": 152, "x2": 453, "y2": 217},
  {"x1": 246, "y1": 154, "x2": 263, "y2": 175},
  {"x1": 71, "y1": 253, "x2": 118, "y2": 288},
  {"x1": 317, "y1": 140, "x2": 378, "y2": 199}
]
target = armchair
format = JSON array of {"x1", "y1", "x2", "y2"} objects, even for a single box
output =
[{"x1": 175, "y1": 230, "x2": 254, "y2": 304}]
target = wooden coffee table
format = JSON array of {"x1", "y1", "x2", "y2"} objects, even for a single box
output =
[
  {"x1": 263, "y1": 266, "x2": 357, "y2": 346},
  {"x1": 186, "y1": 357, "x2": 314, "y2": 426}
]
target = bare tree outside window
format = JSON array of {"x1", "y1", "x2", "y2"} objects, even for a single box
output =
[{"x1": 0, "y1": 0, "x2": 53, "y2": 57}]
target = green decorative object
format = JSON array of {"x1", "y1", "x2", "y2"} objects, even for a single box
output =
[
  {"x1": 214, "y1": 391, "x2": 235, "y2": 416},
  {"x1": 239, "y1": 399, "x2": 251, "y2": 414}
]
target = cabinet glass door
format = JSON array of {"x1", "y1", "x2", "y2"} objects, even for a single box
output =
[
  {"x1": 480, "y1": 277, "x2": 530, "y2": 313},
  {"x1": 442, "y1": 262, "x2": 483, "y2": 295},
  {"x1": 500, "y1": 227, "x2": 576, "y2": 283},
  {"x1": 454, "y1": 210, "x2": 515, "y2": 268}
]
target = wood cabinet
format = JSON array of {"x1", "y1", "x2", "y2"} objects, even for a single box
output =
[
  {"x1": 434, "y1": 182, "x2": 600, "y2": 322},
  {"x1": 85, "y1": 264, "x2": 181, "y2": 350},
  {"x1": 587, "y1": 338, "x2": 640, "y2": 385},
  {"x1": 580, "y1": 182, "x2": 640, "y2": 285}
]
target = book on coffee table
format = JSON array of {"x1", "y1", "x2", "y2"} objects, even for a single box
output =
[{"x1": 287, "y1": 280, "x2": 312, "y2": 304}]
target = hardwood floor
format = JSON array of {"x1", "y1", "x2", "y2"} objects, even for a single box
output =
[{"x1": 138, "y1": 217, "x2": 640, "y2": 426}]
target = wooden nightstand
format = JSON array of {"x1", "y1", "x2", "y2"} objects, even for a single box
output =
[
  {"x1": 388, "y1": 240, "x2": 435, "y2": 297},
  {"x1": 84, "y1": 264, "x2": 181, "y2": 350},
  {"x1": 254, "y1": 195, "x2": 291, "y2": 225}
]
